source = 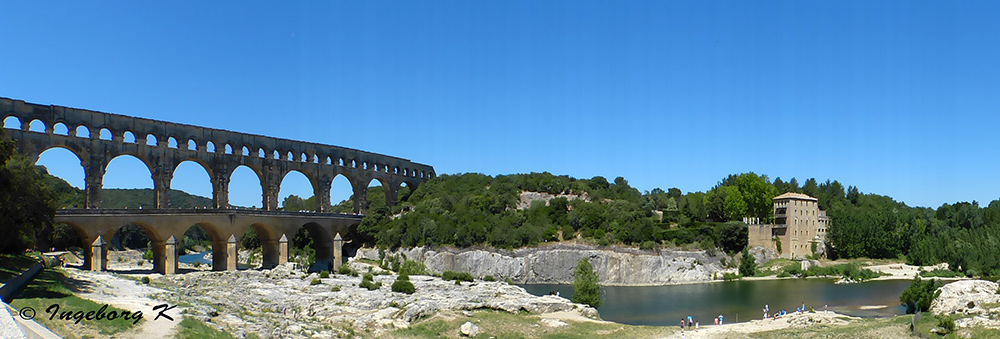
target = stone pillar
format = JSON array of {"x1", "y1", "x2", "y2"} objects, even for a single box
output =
[
  {"x1": 352, "y1": 185, "x2": 368, "y2": 214},
  {"x1": 152, "y1": 165, "x2": 173, "y2": 209},
  {"x1": 227, "y1": 234, "x2": 238, "y2": 271},
  {"x1": 84, "y1": 156, "x2": 106, "y2": 209},
  {"x1": 211, "y1": 171, "x2": 231, "y2": 209},
  {"x1": 315, "y1": 177, "x2": 332, "y2": 213},
  {"x1": 151, "y1": 240, "x2": 165, "y2": 273},
  {"x1": 278, "y1": 234, "x2": 288, "y2": 265},
  {"x1": 333, "y1": 233, "x2": 343, "y2": 272},
  {"x1": 163, "y1": 236, "x2": 178, "y2": 275},
  {"x1": 262, "y1": 164, "x2": 281, "y2": 211},
  {"x1": 90, "y1": 236, "x2": 107, "y2": 271},
  {"x1": 263, "y1": 183, "x2": 280, "y2": 211},
  {"x1": 211, "y1": 239, "x2": 227, "y2": 271},
  {"x1": 261, "y1": 238, "x2": 279, "y2": 269},
  {"x1": 385, "y1": 185, "x2": 399, "y2": 209}
]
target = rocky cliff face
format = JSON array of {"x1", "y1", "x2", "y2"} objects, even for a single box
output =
[{"x1": 357, "y1": 245, "x2": 735, "y2": 286}]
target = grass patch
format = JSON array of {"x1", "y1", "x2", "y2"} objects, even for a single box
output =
[
  {"x1": 175, "y1": 316, "x2": 237, "y2": 339},
  {"x1": 751, "y1": 315, "x2": 911, "y2": 339},
  {"x1": 0, "y1": 253, "x2": 41, "y2": 282},
  {"x1": 8, "y1": 265, "x2": 142, "y2": 338},
  {"x1": 384, "y1": 309, "x2": 671, "y2": 339}
]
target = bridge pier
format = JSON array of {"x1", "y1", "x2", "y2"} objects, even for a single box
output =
[
  {"x1": 152, "y1": 165, "x2": 173, "y2": 208},
  {"x1": 333, "y1": 233, "x2": 343, "y2": 272},
  {"x1": 90, "y1": 236, "x2": 107, "y2": 271},
  {"x1": 211, "y1": 235, "x2": 239, "y2": 271},
  {"x1": 154, "y1": 236, "x2": 179, "y2": 275},
  {"x1": 278, "y1": 234, "x2": 288, "y2": 265}
]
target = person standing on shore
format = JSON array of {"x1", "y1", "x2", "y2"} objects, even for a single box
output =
[
  {"x1": 680, "y1": 319, "x2": 685, "y2": 331},
  {"x1": 719, "y1": 314, "x2": 723, "y2": 325}
]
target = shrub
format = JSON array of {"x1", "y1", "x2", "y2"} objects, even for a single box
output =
[
  {"x1": 640, "y1": 241, "x2": 656, "y2": 250},
  {"x1": 937, "y1": 315, "x2": 955, "y2": 333},
  {"x1": 141, "y1": 276, "x2": 150, "y2": 284},
  {"x1": 392, "y1": 275, "x2": 416, "y2": 294},
  {"x1": 360, "y1": 273, "x2": 381, "y2": 290},
  {"x1": 442, "y1": 271, "x2": 474, "y2": 282},
  {"x1": 571, "y1": 258, "x2": 603, "y2": 308},
  {"x1": 320, "y1": 271, "x2": 330, "y2": 279},
  {"x1": 399, "y1": 260, "x2": 428, "y2": 276},
  {"x1": 483, "y1": 275, "x2": 495, "y2": 282},
  {"x1": 310, "y1": 278, "x2": 321, "y2": 285},
  {"x1": 143, "y1": 249, "x2": 153, "y2": 260},
  {"x1": 900, "y1": 277, "x2": 943, "y2": 314},
  {"x1": 722, "y1": 272, "x2": 740, "y2": 281},
  {"x1": 738, "y1": 250, "x2": 757, "y2": 277},
  {"x1": 339, "y1": 264, "x2": 358, "y2": 277},
  {"x1": 331, "y1": 286, "x2": 341, "y2": 292},
  {"x1": 921, "y1": 269, "x2": 960, "y2": 278},
  {"x1": 505, "y1": 278, "x2": 515, "y2": 285}
]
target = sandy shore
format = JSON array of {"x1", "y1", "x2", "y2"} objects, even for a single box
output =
[{"x1": 659, "y1": 310, "x2": 857, "y2": 338}]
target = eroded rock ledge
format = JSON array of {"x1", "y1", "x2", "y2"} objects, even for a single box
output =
[{"x1": 357, "y1": 244, "x2": 733, "y2": 286}]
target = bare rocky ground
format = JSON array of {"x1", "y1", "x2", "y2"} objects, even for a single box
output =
[
  {"x1": 931, "y1": 279, "x2": 1000, "y2": 331},
  {"x1": 65, "y1": 258, "x2": 597, "y2": 338}
]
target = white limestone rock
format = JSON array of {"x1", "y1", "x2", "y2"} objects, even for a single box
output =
[{"x1": 460, "y1": 321, "x2": 479, "y2": 337}]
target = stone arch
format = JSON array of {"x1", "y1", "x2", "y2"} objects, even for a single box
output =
[
  {"x1": 36, "y1": 145, "x2": 87, "y2": 189},
  {"x1": 244, "y1": 222, "x2": 281, "y2": 268},
  {"x1": 53, "y1": 122, "x2": 70, "y2": 135},
  {"x1": 289, "y1": 221, "x2": 335, "y2": 272},
  {"x1": 145, "y1": 133, "x2": 158, "y2": 146},
  {"x1": 29, "y1": 119, "x2": 46, "y2": 132},
  {"x1": 123, "y1": 131, "x2": 137, "y2": 143},
  {"x1": 328, "y1": 172, "x2": 356, "y2": 212},
  {"x1": 75, "y1": 125, "x2": 91, "y2": 138},
  {"x1": 187, "y1": 139, "x2": 199, "y2": 151},
  {"x1": 277, "y1": 169, "x2": 317, "y2": 211},
  {"x1": 2, "y1": 115, "x2": 21, "y2": 129},
  {"x1": 99, "y1": 127, "x2": 113, "y2": 140},
  {"x1": 206, "y1": 141, "x2": 217, "y2": 153},
  {"x1": 171, "y1": 159, "x2": 215, "y2": 202},
  {"x1": 228, "y1": 164, "x2": 265, "y2": 208}
]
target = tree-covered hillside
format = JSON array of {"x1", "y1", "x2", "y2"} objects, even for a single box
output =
[
  {"x1": 356, "y1": 172, "x2": 752, "y2": 255},
  {"x1": 350, "y1": 172, "x2": 1000, "y2": 278}
]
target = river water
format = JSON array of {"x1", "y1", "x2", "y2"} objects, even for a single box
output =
[
  {"x1": 179, "y1": 251, "x2": 212, "y2": 265},
  {"x1": 521, "y1": 279, "x2": 911, "y2": 326}
]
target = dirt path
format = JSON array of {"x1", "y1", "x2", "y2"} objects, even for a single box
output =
[{"x1": 66, "y1": 270, "x2": 187, "y2": 338}]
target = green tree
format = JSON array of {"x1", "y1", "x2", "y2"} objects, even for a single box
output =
[
  {"x1": 899, "y1": 277, "x2": 942, "y2": 314},
  {"x1": 717, "y1": 221, "x2": 749, "y2": 254},
  {"x1": 739, "y1": 250, "x2": 757, "y2": 277},
  {"x1": 0, "y1": 131, "x2": 57, "y2": 253},
  {"x1": 571, "y1": 258, "x2": 603, "y2": 308}
]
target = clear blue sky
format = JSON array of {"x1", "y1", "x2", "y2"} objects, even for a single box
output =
[{"x1": 3, "y1": 2, "x2": 999, "y2": 209}]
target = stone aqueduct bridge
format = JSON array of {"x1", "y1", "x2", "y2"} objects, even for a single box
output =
[
  {"x1": 2, "y1": 97, "x2": 436, "y2": 274},
  {"x1": 56, "y1": 209, "x2": 363, "y2": 274},
  {"x1": 1, "y1": 97, "x2": 436, "y2": 212}
]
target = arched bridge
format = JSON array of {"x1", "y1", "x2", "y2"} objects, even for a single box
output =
[
  {"x1": 2, "y1": 97, "x2": 436, "y2": 274},
  {"x1": 1, "y1": 97, "x2": 435, "y2": 212},
  {"x1": 57, "y1": 209, "x2": 363, "y2": 274}
]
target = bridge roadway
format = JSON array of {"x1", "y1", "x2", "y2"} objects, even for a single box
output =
[{"x1": 55, "y1": 209, "x2": 363, "y2": 275}]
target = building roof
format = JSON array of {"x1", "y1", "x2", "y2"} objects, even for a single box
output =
[{"x1": 773, "y1": 192, "x2": 818, "y2": 201}]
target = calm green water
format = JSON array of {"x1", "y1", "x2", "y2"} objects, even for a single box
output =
[{"x1": 521, "y1": 279, "x2": 912, "y2": 326}]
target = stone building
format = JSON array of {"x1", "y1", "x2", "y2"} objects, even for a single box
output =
[{"x1": 747, "y1": 192, "x2": 829, "y2": 259}]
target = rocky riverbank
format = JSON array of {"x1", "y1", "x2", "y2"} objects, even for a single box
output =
[
  {"x1": 120, "y1": 260, "x2": 598, "y2": 338},
  {"x1": 357, "y1": 244, "x2": 736, "y2": 286}
]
